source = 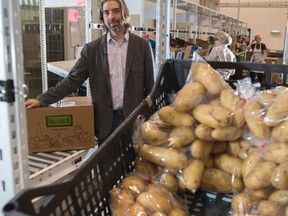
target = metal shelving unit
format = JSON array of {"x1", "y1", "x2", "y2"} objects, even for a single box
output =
[
  {"x1": 39, "y1": 0, "x2": 91, "y2": 94},
  {"x1": 1, "y1": 3, "x2": 89, "y2": 213},
  {"x1": 176, "y1": 0, "x2": 247, "y2": 35},
  {"x1": 144, "y1": 0, "x2": 247, "y2": 72},
  {"x1": 0, "y1": 0, "x2": 29, "y2": 214},
  {"x1": 283, "y1": 19, "x2": 288, "y2": 64},
  {"x1": 25, "y1": 0, "x2": 92, "y2": 188}
]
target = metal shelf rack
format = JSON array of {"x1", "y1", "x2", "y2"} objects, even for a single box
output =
[
  {"x1": 0, "y1": 0, "x2": 29, "y2": 214},
  {"x1": 144, "y1": 0, "x2": 247, "y2": 71}
]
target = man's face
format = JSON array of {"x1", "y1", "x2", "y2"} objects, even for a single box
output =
[{"x1": 102, "y1": 1, "x2": 123, "y2": 33}]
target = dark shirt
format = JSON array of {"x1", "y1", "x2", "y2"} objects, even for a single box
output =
[{"x1": 251, "y1": 43, "x2": 267, "y2": 53}]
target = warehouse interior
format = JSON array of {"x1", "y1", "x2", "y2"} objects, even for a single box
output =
[{"x1": 1, "y1": 0, "x2": 288, "y2": 215}]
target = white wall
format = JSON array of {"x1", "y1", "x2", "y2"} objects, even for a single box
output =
[{"x1": 219, "y1": 0, "x2": 287, "y2": 51}]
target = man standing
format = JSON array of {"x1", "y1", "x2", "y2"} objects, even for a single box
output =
[{"x1": 26, "y1": 0, "x2": 154, "y2": 145}]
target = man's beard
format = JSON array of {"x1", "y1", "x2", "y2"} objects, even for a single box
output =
[
  {"x1": 108, "y1": 19, "x2": 124, "y2": 32},
  {"x1": 110, "y1": 25, "x2": 120, "y2": 32}
]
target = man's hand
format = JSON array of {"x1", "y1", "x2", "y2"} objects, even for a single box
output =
[{"x1": 25, "y1": 99, "x2": 42, "y2": 109}]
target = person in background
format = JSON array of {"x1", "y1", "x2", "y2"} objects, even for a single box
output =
[
  {"x1": 206, "y1": 31, "x2": 236, "y2": 80},
  {"x1": 25, "y1": 0, "x2": 154, "y2": 145},
  {"x1": 246, "y1": 34, "x2": 267, "y2": 83},
  {"x1": 235, "y1": 36, "x2": 247, "y2": 62}
]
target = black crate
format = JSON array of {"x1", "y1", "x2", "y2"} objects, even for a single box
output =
[
  {"x1": 3, "y1": 59, "x2": 288, "y2": 216},
  {"x1": 207, "y1": 60, "x2": 288, "y2": 88}
]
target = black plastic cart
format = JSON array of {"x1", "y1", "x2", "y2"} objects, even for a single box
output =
[{"x1": 3, "y1": 59, "x2": 288, "y2": 216}]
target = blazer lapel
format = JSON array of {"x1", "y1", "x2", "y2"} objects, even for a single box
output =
[
  {"x1": 100, "y1": 35, "x2": 111, "y2": 90},
  {"x1": 125, "y1": 32, "x2": 136, "y2": 83}
]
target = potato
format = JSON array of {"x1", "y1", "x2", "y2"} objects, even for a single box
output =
[
  {"x1": 240, "y1": 139, "x2": 253, "y2": 150},
  {"x1": 262, "y1": 142, "x2": 288, "y2": 164},
  {"x1": 264, "y1": 90, "x2": 288, "y2": 127},
  {"x1": 238, "y1": 140, "x2": 253, "y2": 160},
  {"x1": 246, "y1": 187, "x2": 275, "y2": 200},
  {"x1": 195, "y1": 123, "x2": 215, "y2": 141},
  {"x1": 232, "y1": 177, "x2": 245, "y2": 193},
  {"x1": 211, "y1": 141, "x2": 227, "y2": 154},
  {"x1": 220, "y1": 88, "x2": 245, "y2": 128},
  {"x1": 159, "y1": 166, "x2": 178, "y2": 176},
  {"x1": 168, "y1": 126, "x2": 197, "y2": 148},
  {"x1": 269, "y1": 190, "x2": 288, "y2": 205},
  {"x1": 139, "y1": 144, "x2": 188, "y2": 169},
  {"x1": 204, "y1": 155, "x2": 214, "y2": 168},
  {"x1": 146, "y1": 185, "x2": 182, "y2": 210},
  {"x1": 244, "y1": 99, "x2": 270, "y2": 139},
  {"x1": 233, "y1": 214, "x2": 257, "y2": 216},
  {"x1": 242, "y1": 150, "x2": 265, "y2": 178},
  {"x1": 126, "y1": 203, "x2": 147, "y2": 216},
  {"x1": 190, "y1": 139, "x2": 214, "y2": 159},
  {"x1": 238, "y1": 149, "x2": 249, "y2": 160},
  {"x1": 256, "y1": 89, "x2": 276, "y2": 107},
  {"x1": 193, "y1": 104, "x2": 232, "y2": 128},
  {"x1": 141, "y1": 121, "x2": 168, "y2": 145},
  {"x1": 178, "y1": 177, "x2": 186, "y2": 192},
  {"x1": 200, "y1": 168, "x2": 233, "y2": 193},
  {"x1": 183, "y1": 159, "x2": 204, "y2": 192},
  {"x1": 122, "y1": 174, "x2": 146, "y2": 198},
  {"x1": 135, "y1": 158, "x2": 158, "y2": 178},
  {"x1": 152, "y1": 213, "x2": 166, "y2": 216},
  {"x1": 211, "y1": 126, "x2": 242, "y2": 141},
  {"x1": 227, "y1": 139, "x2": 242, "y2": 156},
  {"x1": 158, "y1": 172, "x2": 178, "y2": 193},
  {"x1": 257, "y1": 200, "x2": 286, "y2": 216},
  {"x1": 271, "y1": 161, "x2": 288, "y2": 189},
  {"x1": 244, "y1": 161, "x2": 277, "y2": 190},
  {"x1": 110, "y1": 188, "x2": 135, "y2": 216},
  {"x1": 247, "y1": 147, "x2": 258, "y2": 155},
  {"x1": 168, "y1": 208, "x2": 188, "y2": 216},
  {"x1": 191, "y1": 61, "x2": 224, "y2": 96},
  {"x1": 174, "y1": 81, "x2": 205, "y2": 111},
  {"x1": 158, "y1": 106, "x2": 195, "y2": 127},
  {"x1": 214, "y1": 153, "x2": 243, "y2": 178},
  {"x1": 209, "y1": 98, "x2": 221, "y2": 106},
  {"x1": 231, "y1": 193, "x2": 255, "y2": 214},
  {"x1": 274, "y1": 86, "x2": 288, "y2": 95},
  {"x1": 271, "y1": 119, "x2": 288, "y2": 143},
  {"x1": 136, "y1": 191, "x2": 173, "y2": 215}
]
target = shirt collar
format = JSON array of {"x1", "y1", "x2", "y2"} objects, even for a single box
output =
[{"x1": 107, "y1": 31, "x2": 129, "y2": 44}]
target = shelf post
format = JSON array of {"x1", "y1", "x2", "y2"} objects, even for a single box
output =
[
  {"x1": 0, "y1": 0, "x2": 30, "y2": 214},
  {"x1": 155, "y1": 0, "x2": 171, "y2": 74}
]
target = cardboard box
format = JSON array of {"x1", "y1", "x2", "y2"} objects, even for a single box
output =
[
  {"x1": 26, "y1": 96, "x2": 95, "y2": 152},
  {"x1": 265, "y1": 57, "x2": 282, "y2": 65}
]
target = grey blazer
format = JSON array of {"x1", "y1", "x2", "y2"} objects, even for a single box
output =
[{"x1": 37, "y1": 32, "x2": 154, "y2": 140}]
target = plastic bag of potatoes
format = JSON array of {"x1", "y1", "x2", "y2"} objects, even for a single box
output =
[
  {"x1": 242, "y1": 86, "x2": 288, "y2": 145},
  {"x1": 109, "y1": 170, "x2": 189, "y2": 216},
  {"x1": 131, "y1": 59, "x2": 248, "y2": 196},
  {"x1": 231, "y1": 145, "x2": 288, "y2": 216},
  {"x1": 227, "y1": 85, "x2": 288, "y2": 216}
]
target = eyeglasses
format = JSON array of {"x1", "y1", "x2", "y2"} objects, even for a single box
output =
[{"x1": 102, "y1": 8, "x2": 121, "y2": 16}]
